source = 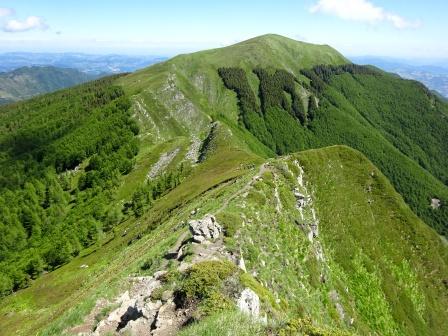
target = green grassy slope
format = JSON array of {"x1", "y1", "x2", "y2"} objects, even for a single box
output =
[
  {"x1": 199, "y1": 145, "x2": 447, "y2": 335},
  {"x1": 0, "y1": 66, "x2": 97, "y2": 104},
  {"x1": 118, "y1": 34, "x2": 347, "y2": 134},
  {"x1": 297, "y1": 146, "x2": 448, "y2": 335}
]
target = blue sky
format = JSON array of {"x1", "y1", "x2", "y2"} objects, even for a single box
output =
[{"x1": 0, "y1": 0, "x2": 446, "y2": 59}]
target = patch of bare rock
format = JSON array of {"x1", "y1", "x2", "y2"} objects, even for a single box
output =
[{"x1": 71, "y1": 214, "x2": 261, "y2": 336}]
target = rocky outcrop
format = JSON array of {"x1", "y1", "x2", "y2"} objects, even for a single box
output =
[
  {"x1": 237, "y1": 288, "x2": 260, "y2": 318},
  {"x1": 184, "y1": 136, "x2": 201, "y2": 163},
  {"x1": 293, "y1": 188, "x2": 309, "y2": 209},
  {"x1": 92, "y1": 276, "x2": 164, "y2": 335},
  {"x1": 147, "y1": 148, "x2": 180, "y2": 180},
  {"x1": 189, "y1": 214, "x2": 222, "y2": 244},
  {"x1": 72, "y1": 210, "x2": 263, "y2": 336},
  {"x1": 86, "y1": 271, "x2": 192, "y2": 336},
  {"x1": 431, "y1": 198, "x2": 441, "y2": 209}
]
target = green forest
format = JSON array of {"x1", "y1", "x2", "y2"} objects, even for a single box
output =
[
  {"x1": 219, "y1": 65, "x2": 448, "y2": 238},
  {"x1": 0, "y1": 76, "x2": 140, "y2": 295},
  {"x1": 218, "y1": 67, "x2": 315, "y2": 153}
]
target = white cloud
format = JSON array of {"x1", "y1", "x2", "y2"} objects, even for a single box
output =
[
  {"x1": 0, "y1": 7, "x2": 14, "y2": 17},
  {"x1": 3, "y1": 16, "x2": 48, "y2": 32},
  {"x1": 310, "y1": 0, "x2": 420, "y2": 29}
]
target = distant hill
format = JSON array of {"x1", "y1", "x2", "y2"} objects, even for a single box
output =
[
  {"x1": 0, "y1": 66, "x2": 100, "y2": 104},
  {"x1": 0, "y1": 52, "x2": 167, "y2": 75},
  {"x1": 351, "y1": 56, "x2": 448, "y2": 98}
]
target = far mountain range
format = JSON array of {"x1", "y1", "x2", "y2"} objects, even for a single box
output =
[
  {"x1": 0, "y1": 53, "x2": 167, "y2": 104},
  {"x1": 351, "y1": 56, "x2": 448, "y2": 98},
  {"x1": 1, "y1": 53, "x2": 447, "y2": 107},
  {"x1": 0, "y1": 52, "x2": 167, "y2": 74}
]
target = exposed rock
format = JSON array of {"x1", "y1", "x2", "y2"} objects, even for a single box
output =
[
  {"x1": 239, "y1": 255, "x2": 247, "y2": 272},
  {"x1": 120, "y1": 317, "x2": 152, "y2": 335},
  {"x1": 185, "y1": 136, "x2": 201, "y2": 163},
  {"x1": 189, "y1": 214, "x2": 222, "y2": 244},
  {"x1": 161, "y1": 290, "x2": 173, "y2": 303},
  {"x1": 107, "y1": 291, "x2": 133, "y2": 323},
  {"x1": 116, "y1": 304, "x2": 144, "y2": 331},
  {"x1": 147, "y1": 148, "x2": 180, "y2": 180},
  {"x1": 192, "y1": 235, "x2": 205, "y2": 244},
  {"x1": 76, "y1": 214, "x2": 231, "y2": 336},
  {"x1": 293, "y1": 188, "x2": 309, "y2": 209},
  {"x1": 237, "y1": 288, "x2": 260, "y2": 318},
  {"x1": 151, "y1": 299, "x2": 189, "y2": 336},
  {"x1": 310, "y1": 221, "x2": 319, "y2": 239},
  {"x1": 431, "y1": 198, "x2": 441, "y2": 209},
  {"x1": 91, "y1": 276, "x2": 165, "y2": 335}
]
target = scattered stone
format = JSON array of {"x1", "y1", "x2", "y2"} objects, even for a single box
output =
[
  {"x1": 161, "y1": 290, "x2": 173, "y2": 303},
  {"x1": 73, "y1": 213, "x2": 233, "y2": 336},
  {"x1": 153, "y1": 271, "x2": 167, "y2": 280},
  {"x1": 237, "y1": 288, "x2": 260, "y2": 318},
  {"x1": 189, "y1": 214, "x2": 222, "y2": 244},
  {"x1": 431, "y1": 198, "x2": 441, "y2": 209},
  {"x1": 238, "y1": 255, "x2": 247, "y2": 272}
]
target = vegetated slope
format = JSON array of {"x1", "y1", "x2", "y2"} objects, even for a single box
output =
[
  {"x1": 0, "y1": 75, "x2": 140, "y2": 295},
  {"x1": 217, "y1": 63, "x2": 448, "y2": 237},
  {"x1": 0, "y1": 35, "x2": 447, "y2": 336},
  {"x1": 209, "y1": 145, "x2": 448, "y2": 336},
  {"x1": 350, "y1": 56, "x2": 448, "y2": 98},
  {"x1": 121, "y1": 33, "x2": 448, "y2": 236},
  {"x1": 0, "y1": 66, "x2": 98, "y2": 104}
]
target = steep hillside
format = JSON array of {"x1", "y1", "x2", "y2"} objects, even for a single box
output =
[
  {"x1": 0, "y1": 66, "x2": 98, "y2": 104},
  {"x1": 0, "y1": 35, "x2": 447, "y2": 336},
  {"x1": 119, "y1": 35, "x2": 448, "y2": 236}
]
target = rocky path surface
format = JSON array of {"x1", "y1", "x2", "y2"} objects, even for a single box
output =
[
  {"x1": 69, "y1": 164, "x2": 267, "y2": 336},
  {"x1": 216, "y1": 163, "x2": 269, "y2": 214},
  {"x1": 70, "y1": 217, "x2": 225, "y2": 336}
]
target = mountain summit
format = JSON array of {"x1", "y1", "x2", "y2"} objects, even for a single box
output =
[{"x1": 1, "y1": 35, "x2": 447, "y2": 336}]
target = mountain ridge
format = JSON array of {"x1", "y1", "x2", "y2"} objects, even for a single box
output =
[
  {"x1": 0, "y1": 65, "x2": 99, "y2": 104},
  {"x1": 0, "y1": 34, "x2": 447, "y2": 336}
]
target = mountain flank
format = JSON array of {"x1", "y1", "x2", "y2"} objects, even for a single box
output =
[{"x1": 0, "y1": 34, "x2": 447, "y2": 336}]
